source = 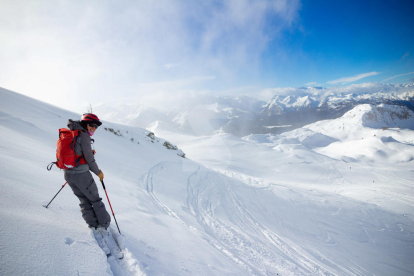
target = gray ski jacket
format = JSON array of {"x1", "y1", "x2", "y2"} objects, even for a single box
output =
[{"x1": 64, "y1": 119, "x2": 101, "y2": 176}]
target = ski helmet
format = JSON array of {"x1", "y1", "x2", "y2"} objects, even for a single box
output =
[{"x1": 81, "y1": 113, "x2": 102, "y2": 126}]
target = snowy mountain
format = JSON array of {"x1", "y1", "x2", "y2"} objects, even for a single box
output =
[
  {"x1": 351, "y1": 104, "x2": 414, "y2": 128},
  {"x1": 261, "y1": 94, "x2": 319, "y2": 115},
  {"x1": 2, "y1": 87, "x2": 414, "y2": 276},
  {"x1": 257, "y1": 83, "x2": 414, "y2": 136},
  {"x1": 93, "y1": 83, "x2": 414, "y2": 138},
  {"x1": 262, "y1": 83, "x2": 414, "y2": 114},
  {"x1": 245, "y1": 104, "x2": 414, "y2": 163}
]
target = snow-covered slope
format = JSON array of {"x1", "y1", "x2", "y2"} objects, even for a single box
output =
[
  {"x1": 149, "y1": 104, "x2": 414, "y2": 275},
  {"x1": 0, "y1": 87, "x2": 243, "y2": 275},
  {"x1": 343, "y1": 103, "x2": 414, "y2": 129},
  {"x1": 246, "y1": 104, "x2": 414, "y2": 163},
  {"x1": 1, "y1": 88, "x2": 414, "y2": 276}
]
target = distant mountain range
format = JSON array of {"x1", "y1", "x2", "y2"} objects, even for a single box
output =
[
  {"x1": 236, "y1": 83, "x2": 414, "y2": 136},
  {"x1": 95, "y1": 83, "x2": 414, "y2": 137},
  {"x1": 244, "y1": 103, "x2": 414, "y2": 163}
]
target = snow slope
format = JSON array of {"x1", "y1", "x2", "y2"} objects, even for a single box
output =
[
  {"x1": 245, "y1": 104, "x2": 414, "y2": 161},
  {"x1": 1, "y1": 88, "x2": 414, "y2": 276},
  {"x1": 0, "y1": 87, "x2": 242, "y2": 275},
  {"x1": 149, "y1": 105, "x2": 414, "y2": 275}
]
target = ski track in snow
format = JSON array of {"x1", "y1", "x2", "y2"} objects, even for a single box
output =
[
  {"x1": 142, "y1": 159, "x2": 414, "y2": 276},
  {"x1": 104, "y1": 228, "x2": 146, "y2": 276},
  {"x1": 144, "y1": 161, "x2": 341, "y2": 275}
]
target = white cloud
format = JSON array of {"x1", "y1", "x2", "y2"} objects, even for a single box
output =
[
  {"x1": 400, "y1": 52, "x2": 410, "y2": 62},
  {"x1": 327, "y1": 72, "x2": 380, "y2": 85},
  {"x1": 0, "y1": 0, "x2": 301, "y2": 111},
  {"x1": 256, "y1": 87, "x2": 304, "y2": 101},
  {"x1": 304, "y1": 82, "x2": 317, "y2": 86},
  {"x1": 383, "y1": 72, "x2": 414, "y2": 82},
  {"x1": 164, "y1": 63, "x2": 181, "y2": 70}
]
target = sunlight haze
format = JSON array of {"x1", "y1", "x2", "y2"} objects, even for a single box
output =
[{"x1": 0, "y1": 0, "x2": 413, "y2": 112}]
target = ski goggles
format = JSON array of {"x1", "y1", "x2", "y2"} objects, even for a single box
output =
[{"x1": 89, "y1": 123, "x2": 99, "y2": 129}]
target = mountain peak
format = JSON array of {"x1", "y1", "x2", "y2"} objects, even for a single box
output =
[{"x1": 343, "y1": 104, "x2": 414, "y2": 129}]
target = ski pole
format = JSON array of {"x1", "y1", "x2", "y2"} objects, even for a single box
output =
[
  {"x1": 101, "y1": 180, "x2": 122, "y2": 235},
  {"x1": 45, "y1": 182, "x2": 68, "y2": 208}
]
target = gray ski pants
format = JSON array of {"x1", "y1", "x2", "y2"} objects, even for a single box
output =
[{"x1": 64, "y1": 171, "x2": 111, "y2": 228}]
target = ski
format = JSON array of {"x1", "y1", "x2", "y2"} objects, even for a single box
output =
[
  {"x1": 99, "y1": 227, "x2": 124, "y2": 259},
  {"x1": 92, "y1": 228, "x2": 111, "y2": 257}
]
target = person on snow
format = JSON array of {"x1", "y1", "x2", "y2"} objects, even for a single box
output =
[{"x1": 64, "y1": 113, "x2": 111, "y2": 230}]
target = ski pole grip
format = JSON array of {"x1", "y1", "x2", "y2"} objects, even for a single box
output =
[{"x1": 101, "y1": 180, "x2": 106, "y2": 189}]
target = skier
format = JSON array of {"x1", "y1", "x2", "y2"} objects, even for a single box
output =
[
  {"x1": 63, "y1": 113, "x2": 111, "y2": 230},
  {"x1": 64, "y1": 114, "x2": 123, "y2": 258}
]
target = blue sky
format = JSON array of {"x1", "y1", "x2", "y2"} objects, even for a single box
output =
[
  {"x1": 262, "y1": 0, "x2": 414, "y2": 88},
  {"x1": 0, "y1": 0, "x2": 413, "y2": 110}
]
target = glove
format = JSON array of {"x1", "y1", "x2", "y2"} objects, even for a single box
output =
[{"x1": 98, "y1": 170, "x2": 104, "y2": 182}]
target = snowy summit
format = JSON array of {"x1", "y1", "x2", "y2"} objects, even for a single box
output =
[{"x1": 343, "y1": 103, "x2": 414, "y2": 129}]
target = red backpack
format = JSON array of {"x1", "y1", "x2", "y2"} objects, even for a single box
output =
[{"x1": 48, "y1": 128, "x2": 87, "y2": 170}]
